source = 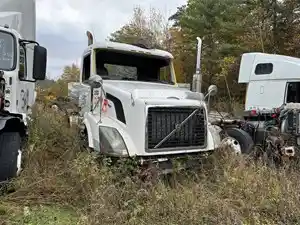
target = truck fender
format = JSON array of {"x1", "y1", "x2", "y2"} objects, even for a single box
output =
[
  {"x1": 208, "y1": 123, "x2": 222, "y2": 149},
  {"x1": 83, "y1": 118, "x2": 94, "y2": 149},
  {"x1": 0, "y1": 116, "x2": 26, "y2": 135}
]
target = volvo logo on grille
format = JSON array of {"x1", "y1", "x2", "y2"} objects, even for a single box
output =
[{"x1": 175, "y1": 123, "x2": 181, "y2": 130}]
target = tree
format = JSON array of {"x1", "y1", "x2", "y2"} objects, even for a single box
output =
[
  {"x1": 168, "y1": 27, "x2": 195, "y2": 83},
  {"x1": 277, "y1": 0, "x2": 300, "y2": 56},
  {"x1": 169, "y1": 0, "x2": 250, "y2": 90},
  {"x1": 107, "y1": 0, "x2": 300, "y2": 102},
  {"x1": 60, "y1": 63, "x2": 80, "y2": 83},
  {"x1": 39, "y1": 64, "x2": 81, "y2": 99},
  {"x1": 109, "y1": 6, "x2": 170, "y2": 49},
  {"x1": 169, "y1": 0, "x2": 300, "y2": 97}
]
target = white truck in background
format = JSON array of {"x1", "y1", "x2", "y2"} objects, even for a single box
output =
[
  {"x1": 65, "y1": 31, "x2": 251, "y2": 173},
  {"x1": 209, "y1": 52, "x2": 300, "y2": 164},
  {"x1": 238, "y1": 52, "x2": 300, "y2": 110},
  {"x1": 0, "y1": 0, "x2": 47, "y2": 182},
  {"x1": 239, "y1": 52, "x2": 300, "y2": 160}
]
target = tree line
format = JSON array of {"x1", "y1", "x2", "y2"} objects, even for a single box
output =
[
  {"x1": 109, "y1": 0, "x2": 300, "y2": 99},
  {"x1": 42, "y1": 0, "x2": 300, "y2": 103}
]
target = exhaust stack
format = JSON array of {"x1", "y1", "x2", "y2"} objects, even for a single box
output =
[
  {"x1": 86, "y1": 31, "x2": 94, "y2": 46},
  {"x1": 192, "y1": 37, "x2": 202, "y2": 93}
]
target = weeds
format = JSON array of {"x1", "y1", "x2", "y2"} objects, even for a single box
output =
[{"x1": 1, "y1": 105, "x2": 300, "y2": 224}]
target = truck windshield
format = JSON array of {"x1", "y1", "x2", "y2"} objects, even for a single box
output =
[
  {"x1": 95, "y1": 50, "x2": 174, "y2": 84},
  {"x1": 0, "y1": 31, "x2": 14, "y2": 71}
]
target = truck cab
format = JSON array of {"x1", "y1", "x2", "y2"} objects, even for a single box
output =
[
  {"x1": 235, "y1": 52, "x2": 300, "y2": 160},
  {"x1": 0, "y1": 25, "x2": 46, "y2": 117},
  {"x1": 0, "y1": 1, "x2": 47, "y2": 182},
  {"x1": 68, "y1": 32, "x2": 220, "y2": 170},
  {"x1": 238, "y1": 52, "x2": 300, "y2": 111}
]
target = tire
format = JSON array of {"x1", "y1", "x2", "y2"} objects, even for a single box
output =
[
  {"x1": 79, "y1": 128, "x2": 92, "y2": 153},
  {"x1": 225, "y1": 128, "x2": 254, "y2": 154},
  {"x1": 0, "y1": 132, "x2": 22, "y2": 182}
]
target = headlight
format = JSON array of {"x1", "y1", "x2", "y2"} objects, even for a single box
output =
[{"x1": 99, "y1": 126, "x2": 128, "y2": 156}]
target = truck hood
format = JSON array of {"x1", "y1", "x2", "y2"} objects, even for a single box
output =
[{"x1": 103, "y1": 80, "x2": 202, "y2": 100}]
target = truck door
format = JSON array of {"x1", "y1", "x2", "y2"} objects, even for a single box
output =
[
  {"x1": 77, "y1": 52, "x2": 93, "y2": 113},
  {"x1": 17, "y1": 44, "x2": 29, "y2": 114}
]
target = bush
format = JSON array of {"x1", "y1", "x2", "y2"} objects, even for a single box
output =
[{"x1": 1, "y1": 105, "x2": 300, "y2": 224}]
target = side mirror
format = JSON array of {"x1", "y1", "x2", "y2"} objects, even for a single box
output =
[
  {"x1": 33, "y1": 45, "x2": 47, "y2": 80},
  {"x1": 87, "y1": 74, "x2": 103, "y2": 88},
  {"x1": 207, "y1": 85, "x2": 218, "y2": 97}
]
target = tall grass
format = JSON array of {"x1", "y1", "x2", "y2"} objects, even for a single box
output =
[{"x1": 1, "y1": 105, "x2": 300, "y2": 224}]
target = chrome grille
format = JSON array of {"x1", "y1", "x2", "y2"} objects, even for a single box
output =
[{"x1": 146, "y1": 107, "x2": 206, "y2": 150}]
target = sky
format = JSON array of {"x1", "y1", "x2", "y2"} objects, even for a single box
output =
[{"x1": 35, "y1": 0, "x2": 187, "y2": 80}]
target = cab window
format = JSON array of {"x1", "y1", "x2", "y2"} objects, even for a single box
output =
[
  {"x1": 82, "y1": 53, "x2": 91, "y2": 82},
  {"x1": 19, "y1": 45, "x2": 26, "y2": 79},
  {"x1": 286, "y1": 82, "x2": 300, "y2": 103},
  {"x1": 159, "y1": 65, "x2": 172, "y2": 83}
]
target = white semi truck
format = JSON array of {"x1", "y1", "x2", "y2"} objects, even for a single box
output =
[
  {"x1": 0, "y1": 0, "x2": 47, "y2": 181},
  {"x1": 210, "y1": 52, "x2": 300, "y2": 164},
  {"x1": 66, "y1": 31, "x2": 251, "y2": 173},
  {"x1": 239, "y1": 52, "x2": 300, "y2": 111},
  {"x1": 238, "y1": 53, "x2": 300, "y2": 161}
]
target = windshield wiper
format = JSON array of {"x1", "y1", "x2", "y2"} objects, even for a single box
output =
[
  {"x1": 143, "y1": 78, "x2": 174, "y2": 85},
  {"x1": 157, "y1": 80, "x2": 174, "y2": 85},
  {"x1": 122, "y1": 77, "x2": 136, "y2": 81}
]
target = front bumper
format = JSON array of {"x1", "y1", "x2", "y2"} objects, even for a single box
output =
[{"x1": 137, "y1": 151, "x2": 214, "y2": 174}]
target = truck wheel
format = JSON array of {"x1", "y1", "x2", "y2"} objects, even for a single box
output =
[
  {"x1": 79, "y1": 128, "x2": 92, "y2": 153},
  {"x1": 223, "y1": 128, "x2": 254, "y2": 154},
  {"x1": 0, "y1": 132, "x2": 22, "y2": 182}
]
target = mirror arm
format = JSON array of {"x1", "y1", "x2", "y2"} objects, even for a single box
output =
[
  {"x1": 207, "y1": 95, "x2": 212, "y2": 113},
  {"x1": 204, "y1": 93, "x2": 209, "y2": 100},
  {"x1": 19, "y1": 39, "x2": 39, "y2": 46},
  {"x1": 19, "y1": 78, "x2": 36, "y2": 83}
]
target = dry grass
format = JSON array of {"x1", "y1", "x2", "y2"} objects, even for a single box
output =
[{"x1": 1, "y1": 105, "x2": 300, "y2": 224}]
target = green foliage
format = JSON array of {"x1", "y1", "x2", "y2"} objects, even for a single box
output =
[
  {"x1": 36, "y1": 64, "x2": 81, "y2": 104},
  {"x1": 108, "y1": 1, "x2": 300, "y2": 98},
  {"x1": 2, "y1": 205, "x2": 80, "y2": 225},
  {"x1": 60, "y1": 63, "x2": 80, "y2": 83},
  {"x1": 166, "y1": 0, "x2": 300, "y2": 98},
  {"x1": 169, "y1": 0, "x2": 252, "y2": 92},
  {"x1": 106, "y1": 0, "x2": 300, "y2": 104}
]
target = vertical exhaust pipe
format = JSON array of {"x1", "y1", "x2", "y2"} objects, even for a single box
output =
[
  {"x1": 86, "y1": 31, "x2": 94, "y2": 46},
  {"x1": 192, "y1": 37, "x2": 202, "y2": 93}
]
